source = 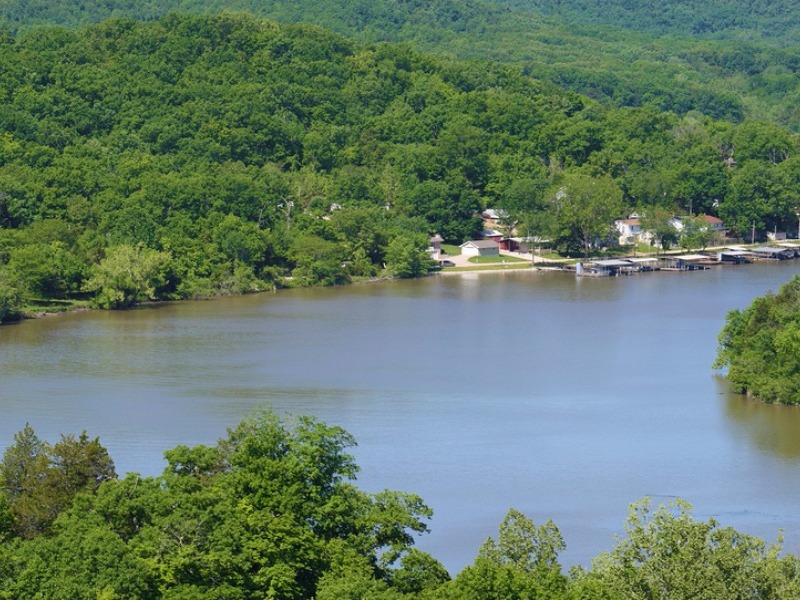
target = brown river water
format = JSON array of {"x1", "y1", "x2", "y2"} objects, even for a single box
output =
[{"x1": 2, "y1": 260, "x2": 800, "y2": 572}]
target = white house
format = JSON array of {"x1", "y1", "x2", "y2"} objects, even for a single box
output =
[
  {"x1": 615, "y1": 216, "x2": 644, "y2": 245},
  {"x1": 670, "y1": 215, "x2": 725, "y2": 233},
  {"x1": 460, "y1": 240, "x2": 500, "y2": 257},
  {"x1": 617, "y1": 214, "x2": 725, "y2": 247}
]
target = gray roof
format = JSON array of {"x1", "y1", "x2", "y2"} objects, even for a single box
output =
[
  {"x1": 591, "y1": 259, "x2": 634, "y2": 268},
  {"x1": 461, "y1": 240, "x2": 500, "y2": 248},
  {"x1": 752, "y1": 246, "x2": 789, "y2": 254}
]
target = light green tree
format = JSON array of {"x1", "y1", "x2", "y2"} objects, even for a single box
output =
[
  {"x1": 680, "y1": 215, "x2": 718, "y2": 250},
  {"x1": 639, "y1": 207, "x2": 679, "y2": 253},
  {"x1": 385, "y1": 233, "x2": 432, "y2": 278},
  {"x1": 437, "y1": 508, "x2": 568, "y2": 599},
  {"x1": 590, "y1": 498, "x2": 800, "y2": 599},
  {"x1": 0, "y1": 274, "x2": 24, "y2": 322},
  {"x1": 548, "y1": 172, "x2": 624, "y2": 258},
  {"x1": 83, "y1": 244, "x2": 171, "y2": 309}
]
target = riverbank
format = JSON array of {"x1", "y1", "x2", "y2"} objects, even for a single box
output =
[
  {"x1": 436, "y1": 241, "x2": 800, "y2": 277},
  {"x1": 6, "y1": 241, "x2": 799, "y2": 325}
]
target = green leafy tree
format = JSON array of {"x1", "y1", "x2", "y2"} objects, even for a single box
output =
[
  {"x1": 5, "y1": 242, "x2": 85, "y2": 298},
  {"x1": 548, "y1": 172, "x2": 624, "y2": 258},
  {"x1": 714, "y1": 276, "x2": 800, "y2": 403},
  {"x1": 0, "y1": 275, "x2": 24, "y2": 322},
  {"x1": 438, "y1": 508, "x2": 568, "y2": 599},
  {"x1": 3, "y1": 510, "x2": 157, "y2": 599},
  {"x1": 590, "y1": 498, "x2": 798, "y2": 599},
  {"x1": 679, "y1": 215, "x2": 718, "y2": 250},
  {"x1": 82, "y1": 244, "x2": 172, "y2": 308},
  {"x1": 721, "y1": 160, "x2": 787, "y2": 237},
  {"x1": 385, "y1": 232, "x2": 432, "y2": 278},
  {"x1": 289, "y1": 234, "x2": 349, "y2": 286},
  {"x1": 399, "y1": 179, "x2": 482, "y2": 244},
  {"x1": 639, "y1": 207, "x2": 679, "y2": 252}
]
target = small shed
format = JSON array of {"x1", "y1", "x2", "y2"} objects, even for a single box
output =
[
  {"x1": 429, "y1": 234, "x2": 444, "y2": 259},
  {"x1": 460, "y1": 240, "x2": 500, "y2": 257}
]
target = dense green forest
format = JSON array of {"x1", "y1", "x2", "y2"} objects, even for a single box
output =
[
  {"x1": 2, "y1": 411, "x2": 800, "y2": 599},
  {"x1": 715, "y1": 275, "x2": 800, "y2": 404},
  {"x1": 1, "y1": 14, "x2": 799, "y2": 322},
  {"x1": 3, "y1": 0, "x2": 800, "y2": 129},
  {"x1": 514, "y1": 0, "x2": 800, "y2": 44}
]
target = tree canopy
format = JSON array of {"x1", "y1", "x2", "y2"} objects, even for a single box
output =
[
  {"x1": 2, "y1": 415, "x2": 800, "y2": 598},
  {"x1": 714, "y1": 275, "x2": 800, "y2": 404},
  {"x1": 5, "y1": 0, "x2": 800, "y2": 132}
]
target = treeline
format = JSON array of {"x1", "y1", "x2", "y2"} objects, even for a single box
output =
[
  {"x1": 715, "y1": 275, "x2": 800, "y2": 404},
  {"x1": 1, "y1": 14, "x2": 800, "y2": 320},
  {"x1": 4, "y1": 0, "x2": 800, "y2": 130},
  {"x1": 1, "y1": 412, "x2": 799, "y2": 598}
]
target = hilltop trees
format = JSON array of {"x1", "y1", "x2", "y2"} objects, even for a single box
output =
[{"x1": 438, "y1": 509, "x2": 568, "y2": 599}]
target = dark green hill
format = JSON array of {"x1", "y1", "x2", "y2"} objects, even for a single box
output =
[{"x1": 3, "y1": 0, "x2": 800, "y2": 129}]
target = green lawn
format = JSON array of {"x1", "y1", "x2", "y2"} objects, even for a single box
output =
[
  {"x1": 468, "y1": 255, "x2": 527, "y2": 264},
  {"x1": 440, "y1": 243, "x2": 461, "y2": 256}
]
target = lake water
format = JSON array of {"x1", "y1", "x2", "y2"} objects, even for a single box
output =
[{"x1": 2, "y1": 260, "x2": 800, "y2": 573}]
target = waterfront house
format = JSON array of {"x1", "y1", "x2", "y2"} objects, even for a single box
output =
[
  {"x1": 481, "y1": 208, "x2": 508, "y2": 227},
  {"x1": 670, "y1": 215, "x2": 725, "y2": 234},
  {"x1": 460, "y1": 240, "x2": 500, "y2": 257},
  {"x1": 615, "y1": 216, "x2": 645, "y2": 245},
  {"x1": 480, "y1": 229, "x2": 504, "y2": 243}
]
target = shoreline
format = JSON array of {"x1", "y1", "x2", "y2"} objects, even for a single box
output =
[{"x1": 6, "y1": 242, "x2": 799, "y2": 324}]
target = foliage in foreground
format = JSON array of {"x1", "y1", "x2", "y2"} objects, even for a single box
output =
[
  {"x1": 715, "y1": 275, "x2": 800, "y2": 404},
  {"x1": 2, "y1": 412, "x2": 800, "y2": 598}
]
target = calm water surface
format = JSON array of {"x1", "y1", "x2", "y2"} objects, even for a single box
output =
[{"x1": 3, "y1": 261, "x2": 800, "y2": 573}]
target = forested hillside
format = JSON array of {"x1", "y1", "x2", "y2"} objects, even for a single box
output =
[
  {"x1": 2, "y1": 412, "x2": 800, "y2": 598},
  {"x1": 0, "y1": 14, "x2": 798, "y2": 321},
  {"x1": 3, "y1": 0, "x2": 800, "y2": 129},
  {"x1": 515, "y1": 0, "x2": 800, "y2": 45}
]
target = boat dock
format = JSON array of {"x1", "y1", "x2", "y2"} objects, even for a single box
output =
[{"x1": 572, "y1": 243, "x2": 800, "y2": 277}]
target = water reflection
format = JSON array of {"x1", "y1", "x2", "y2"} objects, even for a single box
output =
[{"x1": 721, "y1": 376, "x2": 800, "y2": 460}]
